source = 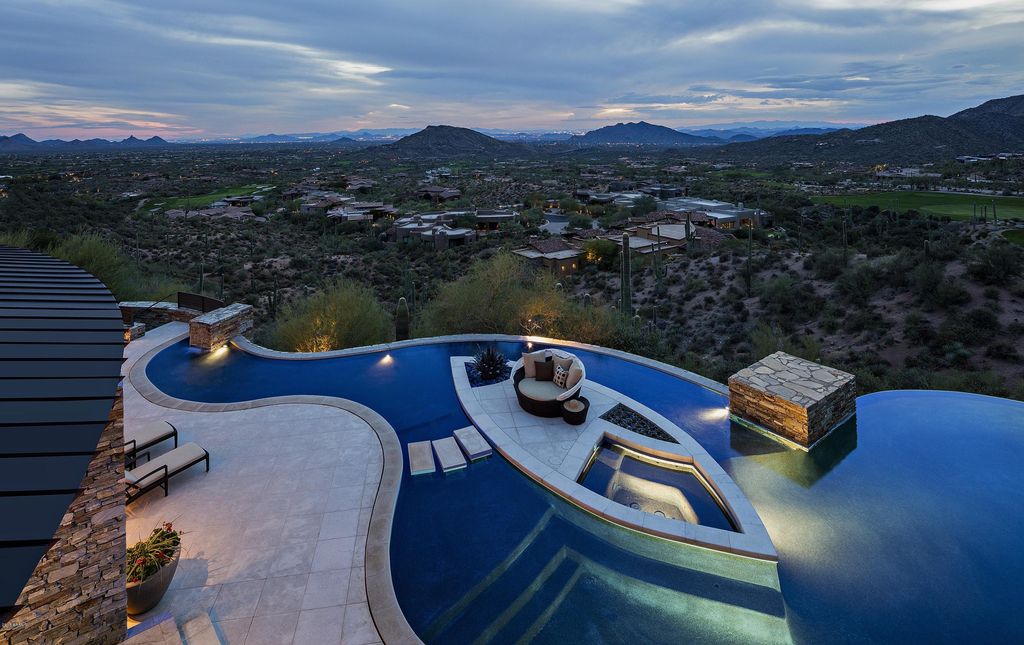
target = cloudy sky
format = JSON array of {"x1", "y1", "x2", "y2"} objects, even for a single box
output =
[{"x1": 2, "y1": 0, "x2": 1022, "y2": 139}]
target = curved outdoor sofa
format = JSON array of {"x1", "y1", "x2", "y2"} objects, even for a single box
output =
[{"x1": 511, "y1": 349, "x2": 586, "y2": 417}]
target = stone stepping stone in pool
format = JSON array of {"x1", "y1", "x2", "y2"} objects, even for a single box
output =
[
  {"x1": 408, "y1": 441, "x2": 436, "y2": 476},
  {"x1": 454, "y1": 426, "x2": 492, "y2": 461},
  {"x1": 432, "y1": 437, "x2": 468, "y2": 472}
]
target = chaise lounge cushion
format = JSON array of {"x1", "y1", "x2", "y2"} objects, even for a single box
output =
[
  {"x1": 517, "y1": 378, "x2": 566, "y2": 402},
  {"x1": 127, "y1": 442, "x2": 208, "y2": 484},
  {"x1": 125, "y1": 421, "x2": 176, "y2": 453}
]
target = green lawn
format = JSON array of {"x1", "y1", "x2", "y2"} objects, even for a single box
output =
[
  {"x1": 158, "y1": 184, "x2": 266, "y2": 211},
  {"x1": 1003, "y1": 229, "x2": 1024, "y2": 246},
  {"x1": 812, "y1": 191, "x2": 1024, "y2": 221}
]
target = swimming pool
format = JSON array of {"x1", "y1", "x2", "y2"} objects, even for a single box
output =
[{"x1": 146, "y1": 336, "x2": 1024, "y2": 643}]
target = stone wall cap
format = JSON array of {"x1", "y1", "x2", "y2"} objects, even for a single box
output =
[{"x1": 191, "y1": 302, "x2": 253, "y2": 325}]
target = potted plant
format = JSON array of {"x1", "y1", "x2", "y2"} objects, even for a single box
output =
[{"x1": 126, "y1": 522, "x2": 183, "y2": 615}]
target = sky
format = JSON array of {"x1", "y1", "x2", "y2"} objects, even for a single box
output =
[{"x1": 2, "y1": 0, "x2": 1023, "y2": 140}]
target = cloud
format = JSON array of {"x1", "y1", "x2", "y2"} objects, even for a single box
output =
[{"x1": 0, "y1": 0, "x2": 1022, "y2": 137}]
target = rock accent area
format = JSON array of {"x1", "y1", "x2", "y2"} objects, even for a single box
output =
[
  {"x1": 187, "y1": 303, "x2": 253, "y2": 351},
  {"x1": 729, "y1": 351, "x2": 856, "y2": 449},
  {"x1": 3, "y1": 388, "x2": 127, "y2": 644}
]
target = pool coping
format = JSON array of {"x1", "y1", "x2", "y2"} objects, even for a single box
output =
[
  {"x1": 127, "y1": 329, "x2": 422, "y2": 645},
  {"x1": 449, "y1": 357, "x2": 777, "y2": 561},
  {"x1": 231, "y1": 333, "x2": 730, "y2": 397}
]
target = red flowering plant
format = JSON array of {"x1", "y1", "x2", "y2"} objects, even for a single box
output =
[{"x1": 126, "y1": 522, "x2": 182, "y2": 585}]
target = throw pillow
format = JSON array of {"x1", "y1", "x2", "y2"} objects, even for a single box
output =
[
  {"x1": 553, "y1": 364, "x2": 569, "y2": 388},
  {"x1": 522, "y1": 350, "x2": 546, "y2": 378},
  {"x1": 566, "y1": 361, "x2": 584, "y2": 389},
  {"x1": 552, "y1": 355, "x2": 574, "y2": 372},
  {"x1": 535, "y1": 359, "x2": 554, "y2": 381}
]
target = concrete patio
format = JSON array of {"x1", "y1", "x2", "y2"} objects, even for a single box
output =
[{"x1": 122, "y1": 326, "x2": 384, "y2": 644}]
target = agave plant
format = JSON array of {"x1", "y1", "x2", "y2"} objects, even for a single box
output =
[{"x1": 472, "y1": 346, "x2": 508, "y2": 382}]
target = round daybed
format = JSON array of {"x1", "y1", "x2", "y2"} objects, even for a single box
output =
[{"x1": 511, "y1": 349, "x2": 586, "y2": 417}]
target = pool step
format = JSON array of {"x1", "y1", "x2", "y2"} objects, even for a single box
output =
[
  {"x1": 408, "y1": 441, "x2": 436, "y2": 476},
  {"x1": 454, "y1": 425, "x2": 492, "y2": 460},
  {"x1": 432, "y1": 437, "x2": 467, "y2": 472}
]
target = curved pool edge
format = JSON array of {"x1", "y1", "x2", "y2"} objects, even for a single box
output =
[
  {"x1": 231, "y1": 333, "x2": 730, "y2": 397},
  {"x1": 127, "y1": 329, "x2": 422, "y2": 645}
]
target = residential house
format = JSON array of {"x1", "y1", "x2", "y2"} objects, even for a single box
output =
[{"x1": 513, "y1": 238, "x2": 582, "y2": 277}]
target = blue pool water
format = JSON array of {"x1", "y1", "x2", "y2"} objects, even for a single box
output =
[{"x1": 147, "y1": 339, "x2": 1024, "y2": 643}]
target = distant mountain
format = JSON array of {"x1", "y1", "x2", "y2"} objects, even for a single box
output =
[
  {"x1": 383, "y1": 125, "x2": 529, "y2": 157},
  {"x1": 329, "y1": 136, "x2": 361, "y2": 147},
  {"x1": 695, "y1": 94, "x2": 1024, "y2": 164},
  {"x1": 768, "y1": 128, "x2": 841, "y2": 137},
  {"x1": 0, "y1": 133, "x2": 172, "y2": 152},
  {"x1": 0, "y1": 133, "x2": 41, "y2": 152},
  {"x1": 680, "y1": 120, "x2": 867, "y2": 138},
  {"x1": 246, "y1": 133, "x2": 301, "y2": 143},
  {"x1": 728, "y1": 134, "x2": 759, "y2": 142},
  {"x1": 570, "y1": 121, "x2": 715, "y2": 146}
]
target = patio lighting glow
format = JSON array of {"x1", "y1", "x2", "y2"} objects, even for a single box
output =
[
  {"x1": 380, "y1": 354, "x2": 394, "y2": 365},
  {"x1": 699, "y1": 407, "x2": 730, "y2": 421}
]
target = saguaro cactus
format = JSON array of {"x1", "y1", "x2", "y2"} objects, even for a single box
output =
[
  {"x1": 620, "y1": 232, "x2": 632, "y2": 317},
  {"x1": 395, "y1": 297, "x2": 410, "y2": 341}
]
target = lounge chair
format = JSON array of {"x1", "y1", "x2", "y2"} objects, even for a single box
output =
[
  {"x1": 125, "y1": 421, "x2": 178, "y2": 464},
  {"x1": 126, "y1": 442, "x2": 210, "y2": 504},
  {"x1": 511, "y1": 349, "x2": 586, "y2": 417}
]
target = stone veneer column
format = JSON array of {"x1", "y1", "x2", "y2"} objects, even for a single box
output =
[
  {"x1": 729, "y1": 352, "x2": 856, "y2": 449},
  {"x1": 3, "y1": 388, "x2": 126, "y2": 645},
  {"x1": 188, "y1": 303, "x2": 254, "y2": 351}
]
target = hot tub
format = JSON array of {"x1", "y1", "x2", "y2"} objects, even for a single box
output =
[{"x1": 578, "y1": 439, "x2": 737, "y2": 531}]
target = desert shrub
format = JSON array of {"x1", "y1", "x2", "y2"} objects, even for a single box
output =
[
  {"x1": 903, "y1": 312, "x2": 936, "y2": 344},
  {"x1": 270, "y1": 277, "x2": 391, "y2": 352},
  {"x1": 933, "y1": 278, "x2": 971, "y2": 307},
  {"x1": 909, "y1": 262, "x2": 943, "y2": 302},
  {"x1": 759, "y1": 275, "x2": 817, "y2": 320},
  {"x1": 964, "y1": 308, "x2": 1002, "y2": 334},
  {"x1": 810, "y1": 248, "x2": 847, "y2": 279},
  {"x1": 50, "y1": 233, "x2": 185, "y2": 301},
  {"x1": 968, "y1": 242, "x2": 1023, "y2": 284},
  {"x1": 748, "y1": 320, "x2": 820, "y2": 361},
  {"x1": 837, "y1": 262, "x2": 882, "y2": 305}
]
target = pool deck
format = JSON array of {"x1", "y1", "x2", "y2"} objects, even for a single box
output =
[
  {"x1": 122, "y1": 324, "x2": 405, "y2": 644},
  {"x1": 450, "y1": 357, "x2": 776, "y2": 560}
]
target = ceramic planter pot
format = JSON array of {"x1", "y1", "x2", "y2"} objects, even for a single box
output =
[{"x1": 126, "y1": 549, "x2": 180, "y2": 616}]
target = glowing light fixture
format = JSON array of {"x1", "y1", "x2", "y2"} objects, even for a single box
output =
[
  {"x1": 379, "y1": 354, "x2": 394, "y2": 365},
  {"x1": 699, "y1": 407, "x2": 730, "y2": 421}
]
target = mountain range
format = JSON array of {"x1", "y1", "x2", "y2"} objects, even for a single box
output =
[
  {"x1": 0, "y1": 133, "x2": 171, "y2": 152},
  {"x1": 696, "y1": 94, "x2": 1024, "y2": 163},
  {"x1": 2, "y1": 94, "x2": 1022, "y2": 161}
]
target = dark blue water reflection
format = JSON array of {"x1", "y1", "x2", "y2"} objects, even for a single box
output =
[{"x1": 147, "y1": 339, "x2": 1024, "y2": 643}]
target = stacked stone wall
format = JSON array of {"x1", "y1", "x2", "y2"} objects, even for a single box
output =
[{"x1": 3, "y1": 389, "x2": 126, "y2": 645}]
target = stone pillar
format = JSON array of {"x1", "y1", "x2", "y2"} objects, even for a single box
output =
[
  {"x1": 188, "y1": 303, "x2": 254, "y2": 351},
  {"x1": 3, "y1": 388, "x2": 127, "y2": 644},
  {"x1": 728, "y1": 352, "x2": 856, "y2": 449}
]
